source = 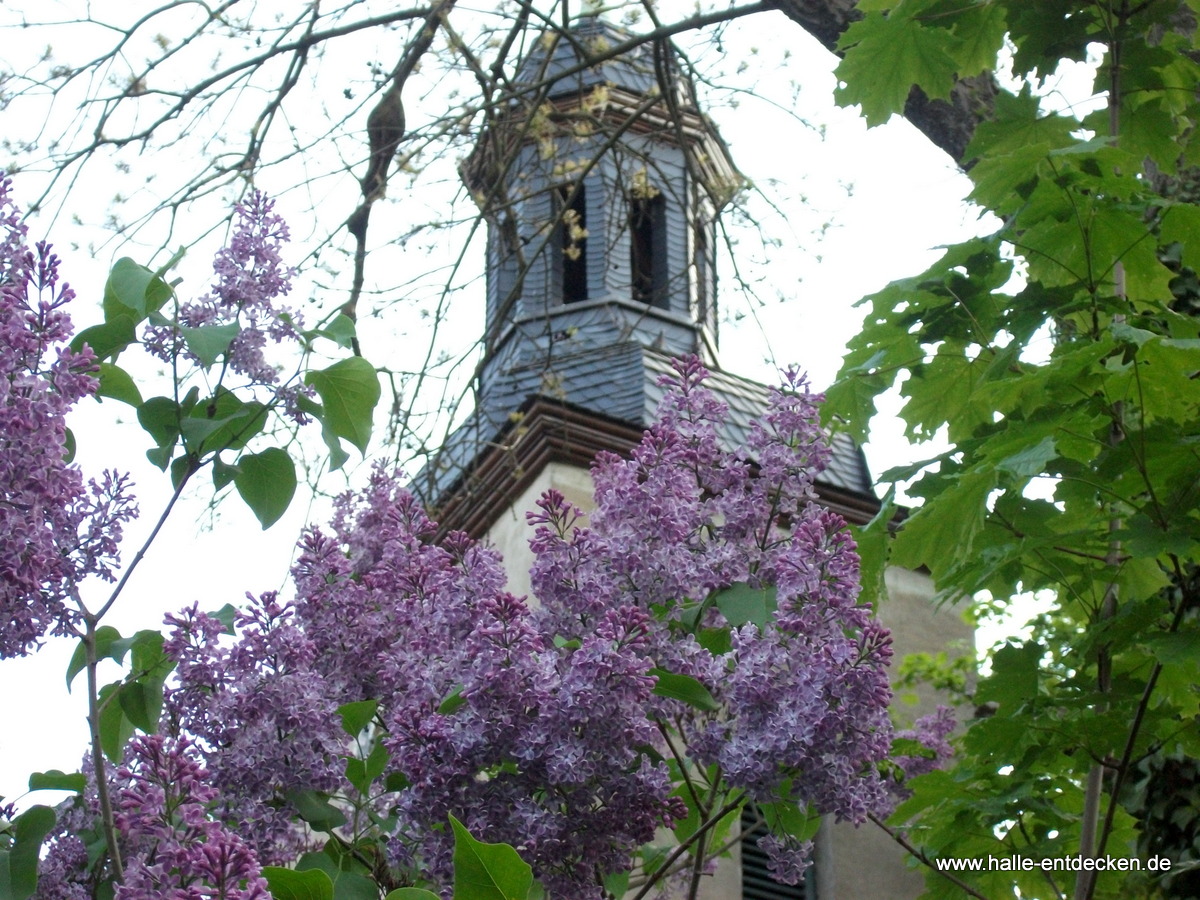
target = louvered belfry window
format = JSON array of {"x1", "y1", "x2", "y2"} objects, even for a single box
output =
[
  {"x1": 630, "y1": 192, "x2": 667, "y2": 308},
  {"x1": 558, "y1": 184, "x2": 588, "y2": 304}
]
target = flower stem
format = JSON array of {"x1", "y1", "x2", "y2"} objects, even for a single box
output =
[{"x1": 84, "y1": 616, "x2": 123, "y2": 881}]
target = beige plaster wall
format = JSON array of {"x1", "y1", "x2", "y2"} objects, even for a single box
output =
[{"x1": 483, "y1": 461, "x2": 595, "y2": 600}]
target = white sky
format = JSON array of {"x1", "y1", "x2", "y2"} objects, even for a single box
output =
[{"x1": 0, "y1": 3, "x2": 990, "y2": 805}]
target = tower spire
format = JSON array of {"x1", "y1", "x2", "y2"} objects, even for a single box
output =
[{"x1": 461, "y1": 16, "x2": 740, "y2": 414}]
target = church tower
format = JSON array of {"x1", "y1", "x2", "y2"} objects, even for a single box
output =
[
  {"x1": 464, "y1": 15, "x2": 731, "y2": 384},
  {"x1": 417, "y1": 17, "x2": 970, "y2": 900},
  {"x1": 421, "y1": 15, "x2": 877, "y2": 539}
]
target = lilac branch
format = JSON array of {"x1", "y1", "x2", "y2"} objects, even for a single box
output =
[
  {"x1": 83, "y1": 613, "x2": 124, "y2": 881},
  {"x1": 630, "y1": 795, "x2": 745, "y2": 900},
  {"x1": 869, "y1": 813, "x2": 991, "y2": 900}
]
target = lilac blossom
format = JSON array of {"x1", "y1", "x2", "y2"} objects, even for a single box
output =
[
  {"x1": 756, "y1": 831, "x2": 814, "y2": 886},
  {"x1": 35, "y1": 754, "x2": 114, "y2": 900},
  {"x1": 0, "y1": 175, "x2": 137, "y2": 658},
  {"x1": 144, "y1": 191, "x2": 302, "y2": 393},
  {"x1": 38, "y1": 681, "x2": 277, "y2": 900},
  {"x1": 892, "y1": 706, "x2": 957, "y2": 797},
  {"x1": 163, "y1": 594, "x2": 345, "y2": 863},
  {"x1": 114, "y1": 735, "x2": 270, "y2": 900},
  {"x1": 32, "y1": 829, "x2": 91, "y2": 900}
]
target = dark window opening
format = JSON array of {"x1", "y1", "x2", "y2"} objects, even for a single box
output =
[
  {"x1": 741, "y1": 806, "x2": 812, "y2": 900},
  {"x1": 558, "y1": 185, "x2": 588, "y2": 304},
  {"x1": 694, "y1": 219, "x2": 710, "y2": 323},
  {"x1": 630, "y1": 193, "x2": 667, "y2": 308}
]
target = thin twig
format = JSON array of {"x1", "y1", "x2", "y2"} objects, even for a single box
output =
[
  {"x1": 1093, "y1": 577, "x2": 1192, "y2": 860},
  {"x1": 869, "y1": 814, "x2": 991, "y2": 900},
  {"x1": 93, "y1": 460, "x2": 196, "y2": 622},
  {"x1": 631, "y1": 794, "x2": 744, "y2": 900}
]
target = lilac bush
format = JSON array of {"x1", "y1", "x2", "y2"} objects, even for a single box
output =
[{"x1": 145, "y1": 357, "x2": 899, "y2": 898}]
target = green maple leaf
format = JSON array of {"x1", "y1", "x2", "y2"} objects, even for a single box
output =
[
  {"x1": 966, "y1": 87, "x2": 1077, "y2": 160},
  {"x1": 835, "y1": 10, "x2": 960, "y2": 127},
  {"x1": 946, "y1": 0, "x2": 1008, "y2": 78}
]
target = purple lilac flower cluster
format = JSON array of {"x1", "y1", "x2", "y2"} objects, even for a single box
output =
[
  {"x1": 144, "y1": 191, "x2": 301, "y2": 392},
  {"x1": 35, "y1": 754, "x2": 113, "y2": 900},
  {"x1": 114, "y1": 735, "x2": 270, "y2": 900},
  {"x1": 35, "y1": 708, "x2": 279, "y2": 899},
  {"x1": 32, "y1": 819, "x2": 91, "y2": 900},
  {"x1": 532, "y1": 359, "x2": 894, "y2": 822},
  {"x1": 892, "y1": 706, "x2": 957, "y2": 794},
  {"x1": 157, "y1": 357, "x2": 903, "y2": 898},
  {"x1": 756, "y1": 831, "x2": 814, "y2": 886},
  {"x1": 0, "y1": 175, "x2": 137, "y2": 658},
  {"x1": 163, "y1": 595, "x2": 345, "y2": 864}
]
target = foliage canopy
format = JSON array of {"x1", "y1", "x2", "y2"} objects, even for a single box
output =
[{"x1": 825, "y1": 1, "x2": 1200, "y2": 898}]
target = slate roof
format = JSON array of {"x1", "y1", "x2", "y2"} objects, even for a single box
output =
[
  {"x1": 412, "y1": 343, "x2": 875, "y2": 511},
  {"x1": 514, "y1": 16, "x2": 660, "y2": 101}
]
